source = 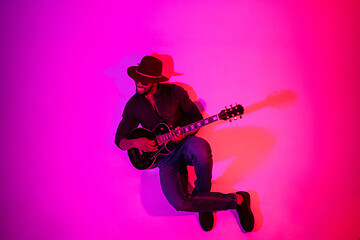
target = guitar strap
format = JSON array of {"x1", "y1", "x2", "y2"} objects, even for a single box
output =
[
  {"x1": 146, "y1": 93, "x2": 174, "y2": 128},
  {"x1": 146, "y1": 83, "x2": 182, "y2": 130},
  {"x1": 146, "y1": 94, "x2": 160, "y2": 115}
]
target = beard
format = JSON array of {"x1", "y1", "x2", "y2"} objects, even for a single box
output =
[
  {"x1": 136, "y1": 86, "x2": 151, "y2": 95},
  {"x1": 136, "y1": 83, "x2": 155, "y2": 95}
]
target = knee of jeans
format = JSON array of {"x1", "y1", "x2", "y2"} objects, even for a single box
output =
[
  {"x1": 188, "y1": 137, "x2": 212, "y2": 158},
  {"x1": 169, "y1": 197, "x2": 187, "y2": 211}
]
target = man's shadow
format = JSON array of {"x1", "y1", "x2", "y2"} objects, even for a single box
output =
[
  {"x1": 107, "y1": 53, "x2": 296, "y2": 231},
  {"x1": 139, "y1": 80, "x2": 296, "y2": 232}
]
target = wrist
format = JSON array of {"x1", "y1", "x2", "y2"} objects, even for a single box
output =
[{"x1": 119, "y1": 138, "x2": 136, "y2": 150}]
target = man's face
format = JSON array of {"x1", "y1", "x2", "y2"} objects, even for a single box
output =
[{"x1": 135, "y1": 80, "x2": 154, "y2": 95}]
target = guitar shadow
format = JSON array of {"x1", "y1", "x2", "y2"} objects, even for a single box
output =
[
  {"x1": 139, "y1": 125, "x2": 274, "y2": 222},
  {"x1": 139, "y1": 80, "x2": 297, "y2": 226},
  {"x1": 108, "y1": 54, "x2": 297, "y2": 230}
]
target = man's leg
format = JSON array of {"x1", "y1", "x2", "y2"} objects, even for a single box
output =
[
  {"x1": 157, "y1": 137, "x2": 237, "y2": 212},
  {"x1": 180, "y1": 136, "x2": 214, "y2": 231},
  {"x1": 180, "y1": 136, "x2": 213, "y2": 193},
  {"x1": 157, "y1": 136, "x2": 254, "y2": 232}
]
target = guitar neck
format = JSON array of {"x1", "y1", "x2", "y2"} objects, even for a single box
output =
[
  {"x1": 156, "y1": 115, "x2": 220, "y2": 145},
  {"x1": 156, "y1": 103, "x2": 243, "y2": 145},
  {"x1": 178, "y1": 114, "x2": 220, "y2": 134}
]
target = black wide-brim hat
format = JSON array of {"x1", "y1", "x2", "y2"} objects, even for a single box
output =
[{"x1": 127, "y1": 56, "x2": 169, "y2": 83}]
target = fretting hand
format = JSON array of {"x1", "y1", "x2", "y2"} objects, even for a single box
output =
[{"x1": 170, "y1": 127, "x2": 185, "y2": 143}]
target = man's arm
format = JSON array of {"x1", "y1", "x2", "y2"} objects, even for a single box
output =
[
  {"x1": 119, "y1": 138, "x2": 158, "y2": 152},
  {"x1": 115, "y1": 100, "x2": 141, "y2": 150},
  {"x1": 177, "y1": 86, "x2": 203, "y2": 121},
  {"x1": 168, "y1": 86, "x2": 203, "y2": 142}
]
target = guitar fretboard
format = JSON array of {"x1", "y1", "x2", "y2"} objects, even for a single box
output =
[
  {"x1": 156, "y1": 115, "x2": 219, "y2": 145},
  {"x1": 179, "y1": 115, "x2": 219, "y2": 135}
]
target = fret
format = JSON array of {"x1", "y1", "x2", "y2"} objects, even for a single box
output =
[
  {"x1": 179, "y1": 115, "x2": 219, "y2": 134},
  {"x1": 159, "y1": 114, "x2": 221, "y2": 142},
  {"x1": 157, "y1": 135, "x2": 163, "y2": 145}
]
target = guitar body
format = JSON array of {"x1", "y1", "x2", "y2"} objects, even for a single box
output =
[
  {"x1": 127, "y1": 123, "x2": 178, "y2": 170},
  {"x1": 126, "y1": 103, "x2": 244, "y2": 170}
]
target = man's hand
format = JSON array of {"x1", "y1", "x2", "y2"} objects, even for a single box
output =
[
  {"x1": 170, "y1": 127, "x2": 185, "y2": 143},
  {"x1": 133, "y1": 137, "x2": 158, "y2": 152}
]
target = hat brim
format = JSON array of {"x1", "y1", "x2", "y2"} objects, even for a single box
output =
[{"x1": 127, "y1": 66, "x2": 169, "y2": 83}]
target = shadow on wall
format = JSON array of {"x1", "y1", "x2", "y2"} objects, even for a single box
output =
[
  {"x1": 139, "y1": 83, "x2": 296, "y2": 231},
  {"x1": 104, "y1": 52, "x2": 185, "y2": 148},
  {"x1": 139, "y1": 69, "x2": 296, "y2": 218},
  {"x1": 109, "y1": 53, "x2": 297, "y2": 230}
]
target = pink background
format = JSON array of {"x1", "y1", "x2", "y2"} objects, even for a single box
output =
[{"x1": 1, "y1": 0, "x2": 359, "y2": 239}]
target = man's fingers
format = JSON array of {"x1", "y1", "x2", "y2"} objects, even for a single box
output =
[
  {"x1": 170, "y1": 131, "x2": 184, "y2": 143},
  {"x1": 146, "y1": 141, "x2": 158, "y2": 152},
  {"x1": 136, "y1": 139, "x2": 158, "y2": 152}
]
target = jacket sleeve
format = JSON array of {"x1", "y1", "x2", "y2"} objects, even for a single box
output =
[
  {"x1": 177, "y1": 86, "x2": 203, "y2": 124},
  {"x1": 114, "y1": 101, "x2": 139, "y2": 149}
]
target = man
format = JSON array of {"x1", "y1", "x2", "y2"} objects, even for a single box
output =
[{"x1": 115, "y1": 55, "x2": 254, "y2": 232}]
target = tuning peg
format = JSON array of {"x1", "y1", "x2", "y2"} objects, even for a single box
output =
[
  {"x1": 229, "y1": 119, "x2": 232, "y2": 122},
  {"x1": 234, "y1": 117, "x2": 237, "y2": 120},
  {"x1": 230, "y1": 104, "x2": 233, "y2": 108}
]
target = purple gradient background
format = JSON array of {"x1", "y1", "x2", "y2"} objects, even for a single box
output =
[{"x1": 1, "y1": 0, "x2": 359, "y2": 239}]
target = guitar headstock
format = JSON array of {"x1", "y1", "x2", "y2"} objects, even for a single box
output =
[{"x1": 219, "y1": 104, "x2": 244, "y2": 121}]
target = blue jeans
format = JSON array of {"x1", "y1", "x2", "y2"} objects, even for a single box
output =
[{"x1": 157, "y1": 136, "x2": 237, "y2": 212}]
